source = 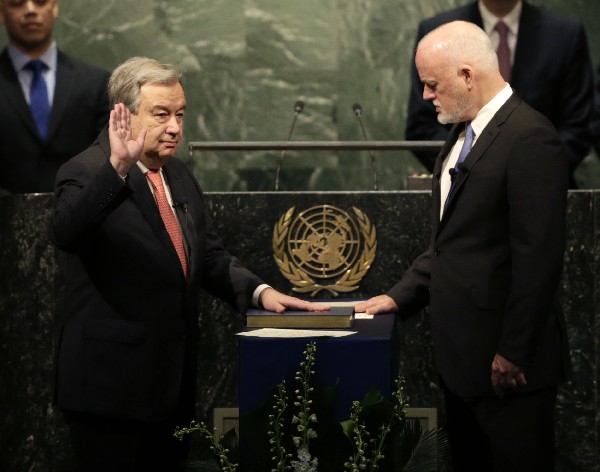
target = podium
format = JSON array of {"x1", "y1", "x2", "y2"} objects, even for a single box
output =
[{"x1": 237, "y1": 313, "x2": 395, "y2": 429}]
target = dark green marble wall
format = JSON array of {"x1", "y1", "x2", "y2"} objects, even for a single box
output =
[{"x1": 2, "y1": 0, "x2": 599, "y2": 190}]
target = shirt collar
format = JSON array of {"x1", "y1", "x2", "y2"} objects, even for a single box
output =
[
  {"x1": 8, "y1": 41, "x2": 58, "y2": 72},
  {"x1": 137, "y1": 161, "x2": 166, "y2": 176},
  {"x1": 137, "y1": 161, "x2": 152, "y2": 174},
  {"x1": 470, "y1": 84, "x2": 513, "y2": 140},
  {"x1": 479, "y1": 0, "x2": 521, "y2": 37}
]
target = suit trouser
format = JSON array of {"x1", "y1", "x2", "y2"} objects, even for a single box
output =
[{"x1": 443, "y1": 384, "x2": 557, "y2": 472}]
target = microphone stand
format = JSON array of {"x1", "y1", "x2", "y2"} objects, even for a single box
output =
[
  {"x1": 352, "y1": 103, "x2": 379, "y2": 190},
  {"x1": 275, "y1": 100, "x2": 304, "y2": 191}
]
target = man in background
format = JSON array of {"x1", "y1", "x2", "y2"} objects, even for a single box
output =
[
  {"x1": 358, "y1": 21, "x2": 569, "y2": 471},
  {"x1": 0, "y1": 0, "x2": 109, "y2": 194},
  {"x1": 406, "y1": 0, "x2": 593, "y2": 188}
]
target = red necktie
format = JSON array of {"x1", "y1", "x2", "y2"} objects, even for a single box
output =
[
  {"x1": 495, "y1": 21, "x2": 511, "y2": 82},
  {"x1": 146, "y1": 170, "x2": 189, "y2": 278}
]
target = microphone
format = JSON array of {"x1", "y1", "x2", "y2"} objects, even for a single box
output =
[
  {"x1": 449, "y1": 163, "x2": 469, "y2": 182},
  {"x1": 352, "y1": 103, "x2": 379, "y2": 190},
  {"x1": 172, "y1": 201, "x2": 188, "y2": 212},
  {"x1": 275, "y1": 100, "x2": 305, "y2": 190},
  {"x1": 448, "y1": 168, "x2": 458, "y2": 182}
]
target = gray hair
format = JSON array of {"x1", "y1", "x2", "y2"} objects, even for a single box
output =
[{"x1": 108, "y1": 57, "x2": 183, "y2": 113}]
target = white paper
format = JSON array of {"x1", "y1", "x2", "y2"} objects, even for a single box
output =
[{"x1": 236, "y1": 328, "x2": 357, "y2": 338}]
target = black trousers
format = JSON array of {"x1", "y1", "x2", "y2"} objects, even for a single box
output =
[
  {"x1": 63, "y1": 410, "x2": 191, "y2": 472},
  {"x1": 443, "y1": 385, "x2": 558, "y2": 472}
]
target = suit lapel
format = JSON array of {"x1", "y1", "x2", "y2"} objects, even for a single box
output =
[
  {"x1": 437, "y1": 93, "x2": 522, "y2": 230},
  {"x1": 432, "y1": 123, "x2": 462, "y2": 229},
  {"x1": 124, "y1": 158, "x2": 195, "y2": 282},
  {"x1": 48, "y1": 52, "x2": 75, "y2": 141},
  {"x1": 125, "y1": 161, "x2": 185, "y2": 277},
  {"x1": 463, "y1": 2, "x2": 484, "y2": 26},
  {"x1": 163, "y1": 165, "x2": 197, "y2": 278},
  {"x1": 0, "y1": 50, "x2": 40, "y2": 139},
  {"x1": 511, "y1": 3, "x2": 538, "y2": 87}
]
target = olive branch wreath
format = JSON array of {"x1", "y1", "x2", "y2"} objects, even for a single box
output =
[{"x1": 272, "y1": 206, "x2": 377, "y2": 297}]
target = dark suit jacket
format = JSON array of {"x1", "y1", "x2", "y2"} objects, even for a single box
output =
[
  {"x1": 49, "y1": 128, "x2": 265, "y2": 421},
  {"x1": 591, "y1": 64, "x2": 600, "y2": 154},
  {"x1": 0, "y1": 48, "x2": 109, "y2": 194},
  {"x1": 406, "y1": 1, "x2": 593, "y2": 186},
  {"x1": 389, "y1": 93, "x2": 570, "y2": 398}
]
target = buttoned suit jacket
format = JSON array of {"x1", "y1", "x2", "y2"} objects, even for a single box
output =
[
  {"x1": 49, "y1": 128, "x2": 264, "y2": 421},
  {"x1": 389, "y1": 93, "x2": 570, "y2": 398},
  {"x1": 0, "y1": 48, "x2": 109, "y2": 194},
  {"x1": 406, "y1": 1, "x2": 593, "y2": 184}
]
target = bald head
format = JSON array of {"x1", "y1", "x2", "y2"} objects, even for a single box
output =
[
  {"x1": 419, "y1": 21, "x2": 500, "y2": 77},
  {"x1": 415, "y1": 21, "x2": 506, "y2": 123}
]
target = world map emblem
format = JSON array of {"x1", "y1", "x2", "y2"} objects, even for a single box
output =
[{"x1": 272, "y1": 205, "x2": 377, "y2": 297}]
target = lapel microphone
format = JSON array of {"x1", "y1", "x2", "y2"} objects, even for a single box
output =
[
  {"x1": 449, "y1": 163, "x2": 470, "y2": 182},
  {"x1": 449, "y1": 168, "x2": 457, "y2": 182},
  {"x1": 172, "y1": 201, "x2": 188, "y2": 212}
]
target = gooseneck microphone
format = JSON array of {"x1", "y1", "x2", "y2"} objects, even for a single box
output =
[
  {"x1": 275, "y1": 100, "x2": 305, "y2": 191},
  {"x1": 352, "y1": 103, "x2": 379, "y2": 190}
]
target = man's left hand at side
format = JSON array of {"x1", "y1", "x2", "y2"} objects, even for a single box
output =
[
  {"x1": 258, "y1": 287, "x2": 330, "y2": 313},
  {"x1": 491, "y1": 353, "x2": 527, "y2": 398}
]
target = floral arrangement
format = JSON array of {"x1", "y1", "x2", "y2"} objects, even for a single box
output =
[{"x1": 175, "y1": 342, "x2": 446, "y2": 471}]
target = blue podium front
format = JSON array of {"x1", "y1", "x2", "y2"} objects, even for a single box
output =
[{"x1": 238, "y1": 313, "x2": 395, "y2": 428}]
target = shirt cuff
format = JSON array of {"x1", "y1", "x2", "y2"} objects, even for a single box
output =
[{"x1": 252, "y1": 284, "x2": 271, "y2": 308}]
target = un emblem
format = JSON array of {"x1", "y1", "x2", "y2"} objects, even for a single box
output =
[{"x1": 272, "y1": 205, "x2": 377, "y2": 297}]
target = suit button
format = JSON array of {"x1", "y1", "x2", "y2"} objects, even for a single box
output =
[{"x1": 434, "y1": 248, "x2": 441, "y2": 256}]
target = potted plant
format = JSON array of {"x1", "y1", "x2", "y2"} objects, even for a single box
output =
[{"x1": 175, "y1": 342, "x2": 447, "y2": 471}]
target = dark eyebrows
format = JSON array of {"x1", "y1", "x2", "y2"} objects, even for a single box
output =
[{"x1": 150, "y1": 105, "x2": 186, "y2": 113}]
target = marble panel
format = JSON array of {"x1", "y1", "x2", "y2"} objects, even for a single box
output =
[
  {"x1": 1, "y1": 191, "x2": 599, "y2": 470},
  {"x1": 1, "y1": 0, "x2": 598, "y2": 190}
]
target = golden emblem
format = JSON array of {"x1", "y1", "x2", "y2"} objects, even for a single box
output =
[{"x1": 272, "y1": 205, "x2": 377, "y2": 297}]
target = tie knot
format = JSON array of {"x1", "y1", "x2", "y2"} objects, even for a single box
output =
[
  {"x1": 146, "y1": 169, "x2": 162, "y2": 185},
  {"x1": 494, "y1": 20, "x2": 509, "y2": 37},
  {"x1": 464, "y1": 122, "x2": 475, "y2": 142},
  {"x1": 25, "y1": 59, "x2": 47, "y2": 76}
]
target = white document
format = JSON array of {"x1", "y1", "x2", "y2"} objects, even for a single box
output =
[{"x1": 236, "y1": 328, "x2": 357, "y2": 338}]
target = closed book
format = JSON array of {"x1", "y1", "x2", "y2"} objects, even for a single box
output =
[{"x1": 246, "y1": 306, "x2": 355, "y2": 329}]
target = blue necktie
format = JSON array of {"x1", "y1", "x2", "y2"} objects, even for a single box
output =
[
  {"x1": 455, "y1": 122, "x2": 475, "y2": 168},
  {"x1": 444, "y1": 122, "x2": 475, "y2": 210},
  {"x1": 25, "y1": 60, "x2": 50, "y2": 141}
]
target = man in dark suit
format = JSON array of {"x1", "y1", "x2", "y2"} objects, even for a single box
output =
[
  {"x1": 0, "y1": 0, "x2": 109, "y2": 194},
  {"x1": 357, "y1": 21, "x2": 569, "y2": 471},
  {"x1": 49, "y1": 57, "x2": 328, "y2": 471},
  {"x1": 406, "y1": 0, "x2": 593, "y2": 188}
]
